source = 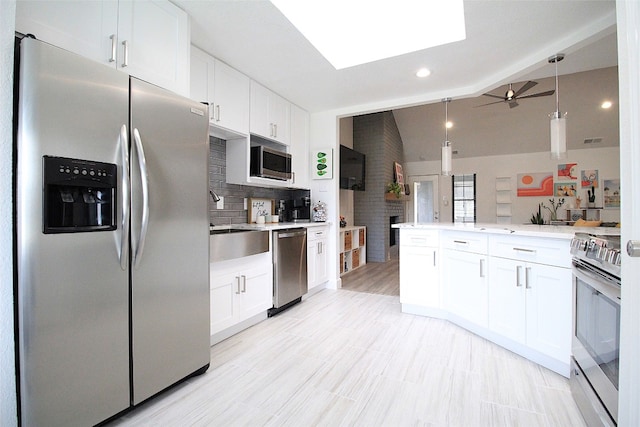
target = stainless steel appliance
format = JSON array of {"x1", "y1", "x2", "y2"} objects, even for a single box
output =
[
  {"x1": 269, "y1": 228, "x2": 307, "y2": 316},
  {"x1": 14, "y1": 37, "x2": 210, "y2": 426},
  {"x1": 250, "y1": 145, "x2": 292, "y2": 181},
  {"x1": 284, "y1": 196, "x2": 311, "y2": 222},
  {"x1": 570, "y1": 232, "x2": 621, "y2": 426}
]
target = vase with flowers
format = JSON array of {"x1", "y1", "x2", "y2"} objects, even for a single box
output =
[{"x1": 541, "y1": 197, "x2": 565, "y2": 223}]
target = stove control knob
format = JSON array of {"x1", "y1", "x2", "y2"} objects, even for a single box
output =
[
  {"x1": 627, "y1": 240, "x2": 640, "y2": 257},
  {"x1": 608, "y1": 250, "x2": 622, "y2": 266}
]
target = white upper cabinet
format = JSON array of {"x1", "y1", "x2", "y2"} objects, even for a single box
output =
[
  {"x1": 289, "y1": 104, "x2": 310, "y2": 189},
  {"x1": 250, "y1": 81, "x2": 291, "y2": 145},
  {"x1": 190, "y1": 46, "x2": 250, "y2": 138},
  {"x1": 16, "y1": 0, "x2": 190, "y2": 96}
]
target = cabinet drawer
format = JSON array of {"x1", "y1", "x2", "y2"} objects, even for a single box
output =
[
  {"x1": 400, "y1": 229, "x2": 439, "y2": 247},
  {"x1": 441, "y1": 231, "x2": 488, "y2": 254},
  {"x1": 489, "y1": 235, "x2": 571, "y2": 267},
  {"x1": 309, "y1": 227, "x2": 328, "y2": 241}
]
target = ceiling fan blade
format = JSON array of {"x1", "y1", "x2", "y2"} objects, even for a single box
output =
[
  {"x1": 509, "y1": 100, "x2": 519, "y2": 108},
  {"x1": 475, "y1": 100, "x2": 505, "y2": 107},
  {"x1": 517, "y1": 90, "x2": 555, "y2": 99},
  {"x1": 482, "y1": 93, "x2": 506, "y2": 100},
  {"x1": 513, "y1": 80, "x2": 538, "y2": 98}
]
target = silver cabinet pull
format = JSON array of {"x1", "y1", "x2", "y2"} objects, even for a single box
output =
[
  {"x1": 241, "y1": 275, "x2": 247, "y2": 293},
  {"x1": 121, "y1": 40, "x2": 129, "y2": 67},
  {"x1": 215, "y1": 105, "x2": 221, "y2": 122},
  {"x1": 109, "y1": 34, "x2": 117, "y2": 63},
  {"x1": 513, "y1": 247, "x2": 536, "y2": 253},
  {"x1": 516, "y1": 265, "x2": 522, "y2": 287},
  {"x1": 273, "y1": 123, "x2": 277, "y2": 138},
  {"x1": 433, "y1": 251, "x2": 436, "y2": 267},
  {"x1": 479, "y1": 258, "x2": 485, "y2": 278},
  {"x1": 453, "y1": 240, "x2": 468, "y2": 245},
  {"x1": 235, "y1": 276, "x2": 241, "y2": 294},
  {"x1": 525, "y1": 267, "x2": 532, "y2": 289}
]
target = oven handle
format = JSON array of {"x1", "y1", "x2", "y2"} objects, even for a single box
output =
[{"x1": 573, "y1": 261, "x2": 621, "y2": 304}]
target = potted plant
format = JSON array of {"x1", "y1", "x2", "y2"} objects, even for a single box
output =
[
  {"x1": 386, "y1": 182, "x2": 404, "y2": 198},
  {"x1": 530, "y1": 203, "x2": 545, "y2": 225}
]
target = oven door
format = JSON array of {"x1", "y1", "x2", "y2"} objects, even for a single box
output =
[{"x1": 572, "y1": 259, "x2": 620, "y2": 424}]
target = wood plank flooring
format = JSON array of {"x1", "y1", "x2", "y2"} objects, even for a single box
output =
[
  {"x1": 340, "y1": 258, "x2": 399, "y2": 296},
  {"x1": 108, "y1": 287, "x2": 585, "y2": 427}
]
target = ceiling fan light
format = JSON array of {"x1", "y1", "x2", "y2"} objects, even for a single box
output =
[{"x1": 550, "y1": 115, "x2": 567, "y2": 159}]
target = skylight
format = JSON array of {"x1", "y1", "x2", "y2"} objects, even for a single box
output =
[{"x1": 271, "y1": 0, "x2": 466, "y2": 70}]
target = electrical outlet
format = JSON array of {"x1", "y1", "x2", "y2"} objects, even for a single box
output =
[{"x1": 216, "y1": 196, "x2": 224, "y2": 210}]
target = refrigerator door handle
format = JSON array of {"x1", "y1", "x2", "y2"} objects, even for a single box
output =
[
  {"x1": 133, "y1": 128, "x2": 150, "y2": 268},
  {"x1": 119, "y1": 124, "x2": 130, "y2": 270}
]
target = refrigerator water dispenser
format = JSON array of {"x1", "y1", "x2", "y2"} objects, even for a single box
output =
[{"x1": 43, "y1": 156, "x2": 117, "y2": 233}]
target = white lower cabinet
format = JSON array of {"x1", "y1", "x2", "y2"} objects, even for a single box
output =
[
  {"x1": 307, "y1": 226, "x2": 329, "y2": 290},
  {"x1": 443, "y1": 249, "x2": 488, "y2": 327},
  {"x1": 489, "y1": 257, "x2": 572, "y2": 362},
  {"x1": 209, "y1": 259, "x2": 272, "y2": 337},
  {"x1": 399, "y1": 229, "x2": 440, "y2": 309}
]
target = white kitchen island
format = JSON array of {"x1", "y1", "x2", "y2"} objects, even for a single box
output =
[{"x1": 393, "y1": 222, "x2": 619, "y2": 378}]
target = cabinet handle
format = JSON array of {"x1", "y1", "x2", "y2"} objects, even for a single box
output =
[
  {"x1": 241, "y1": 275, "x2": 247, "y2": 293},
  {"x1": 274, "y1": 123, "x2": 278, "y2": 137},
  {"x1": 479, "y1": 259, "x2": 485, "y2": 278},
  {"x1": 433, "y1": 251, "x2": 436, "y2": 267},
  {"x1": 235, "y1": 276, "x2": 241, "y2": 294},
  {"x1": 121, "y1": 40, "x2": 129, "y2": 67},
  {"x1": 513, "y1": 247, "x2": 536, "y2": 253},
  {"x1": 318, "y1": 241, "x2": 322, "y2": 254},
  {"x1": 109, "y1": 34, "x2": 117, "y2": 63},
  {"x1": 454, "y1": 240, "x2": 468, "y2": 245},
  {"x1": 269, "y1": 123, "x2": 274, "y2": 137},
  {"x1": 215, "y1": 105, "x2": 221, "y2": 122},
  {"x1": 525, "y1": 267, "x2": 531, "y2": 289},
  {"x1": 516, "y1": 265, "x2": 522, "y2": 287}
]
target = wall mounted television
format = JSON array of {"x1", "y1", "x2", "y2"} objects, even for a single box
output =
[{"x1": 340, "y1": 145, "x2": 366, "y2": 191}]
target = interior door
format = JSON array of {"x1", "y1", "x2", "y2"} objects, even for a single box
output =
[{"x1": 407, "y1": 175, "x2": 439, "y2": 223}]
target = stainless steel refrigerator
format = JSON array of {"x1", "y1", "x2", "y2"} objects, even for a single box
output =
[{"x1": 14, "y1": 37, "x2": 210, "y2": 426}]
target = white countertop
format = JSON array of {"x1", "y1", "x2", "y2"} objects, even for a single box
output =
[
  {"x1": 392, "y1": 222, "x2": 620, "y2": 239},
  {"x1": 210, "y1": 221, "x2": 329, "y2": 232}
]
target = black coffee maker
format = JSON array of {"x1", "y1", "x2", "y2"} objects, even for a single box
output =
[{"x1": 285, "y1": 196, "x2": 311, "y2": 222}]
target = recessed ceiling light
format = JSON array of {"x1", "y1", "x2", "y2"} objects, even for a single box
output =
[
  {"x1": 416, "y1": 68, "x2": 431, "y2": 78},
  {"x1": 601, "y1": 100, "x2": 613, "y2": 109},
  {"x1": 271, "y1": 0, "x2": 466, "y2": 70}
]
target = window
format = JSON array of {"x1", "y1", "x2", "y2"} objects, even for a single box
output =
[{"x1": 452, "y1": 174, "x2": 476, "y2": 223}]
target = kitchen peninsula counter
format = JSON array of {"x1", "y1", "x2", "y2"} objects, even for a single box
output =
[
  {"x1": 392, "y1": 222, "x2": 620, "y2": 238},
  {"x1": 393, "y1": 221, "x2": 619, "y2": 378}
]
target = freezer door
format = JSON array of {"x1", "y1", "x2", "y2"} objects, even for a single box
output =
[
  {"x1": 129, "y1": 78, "x2": 210, "y2": 404},
  {"x1": 16, "y1": 39, "x2": 130, "y2": 426}
]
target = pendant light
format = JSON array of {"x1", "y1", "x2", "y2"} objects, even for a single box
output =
[
  {"x1": 549, "y1": 53, "x2": 567, "y2": 159},
  {"x1": 441, "y1": 98, "x2": 452, "y2": 176}
]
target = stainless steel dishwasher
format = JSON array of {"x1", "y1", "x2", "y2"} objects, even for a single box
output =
[{"x1": 269, "y1": 228, "x2": 307, "y2": 316}]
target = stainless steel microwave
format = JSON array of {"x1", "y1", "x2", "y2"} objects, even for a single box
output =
[{"x1": 250, "y1": 145, "x2": 292, "y2": 181}]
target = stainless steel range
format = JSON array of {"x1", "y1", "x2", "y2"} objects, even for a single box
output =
[{"x1": 570, "y1": 232, "x2": 621, "y2": 426}]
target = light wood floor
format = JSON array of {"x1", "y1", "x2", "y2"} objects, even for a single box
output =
[
  {"x1": 108, "y1": 288, "x2": 586, "y2": 427},
  {"x1": 340, "y1": 258, "x2": 399, "y2": 296}
]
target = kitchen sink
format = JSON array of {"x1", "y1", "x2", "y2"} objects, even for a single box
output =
[
  {"x1": 209, "y1": 228, "x2": 269, "y2": 262},
  {"x1": 210, "y1": 228, "x2": 255, "y2": 235}
]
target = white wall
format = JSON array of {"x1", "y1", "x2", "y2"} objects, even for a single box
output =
[
  {"x1": 1, "y1": 1, "x2": 18, "y2": 425},
  {"x1": 309, "y1": 111, "x2": 340, "y2": 289},
  {"x1": 405, "y1": 146, "x2": 620, "y2": 225}
]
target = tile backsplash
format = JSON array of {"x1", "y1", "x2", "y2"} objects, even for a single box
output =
[{"x1": 209, "y1": 136, "x2": 309, "y2": 226}]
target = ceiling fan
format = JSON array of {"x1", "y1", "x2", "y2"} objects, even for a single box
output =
[{"x1": 477, "y1": 81, "x2": 555, "y2": 108}]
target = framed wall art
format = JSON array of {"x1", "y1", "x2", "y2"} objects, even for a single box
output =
[{"x1": 247, "y1": 198, "x2": 274, "y2": 223}]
